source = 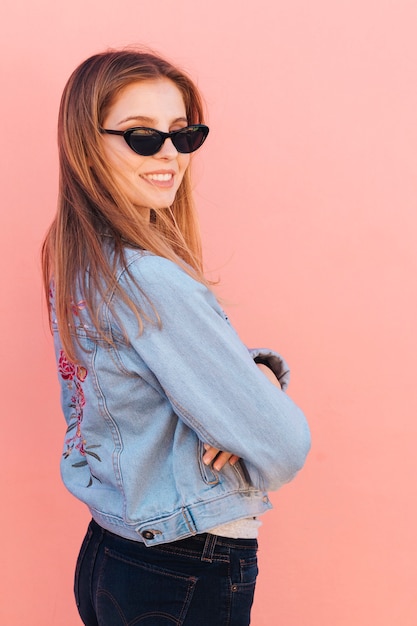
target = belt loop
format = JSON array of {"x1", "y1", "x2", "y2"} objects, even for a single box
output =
[{"x1": 201, "y1": 533, "x2": 217, "y2": 562}]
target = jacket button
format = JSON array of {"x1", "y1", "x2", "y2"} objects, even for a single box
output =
[
  {"x1": 263, "y1": 496, "x2": 269, "y2": 504},
  {"x1": 141, "y1": 530, "x2": 155, "y2": 540}
]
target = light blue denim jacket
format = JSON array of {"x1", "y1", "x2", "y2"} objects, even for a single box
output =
[{"x1": 52, "y1": 248, "x2": 311, "y2": 546}]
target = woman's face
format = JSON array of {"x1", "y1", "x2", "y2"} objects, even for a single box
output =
[{"x1": 101, "y1": 79, "x2": 190, "y2": 214}]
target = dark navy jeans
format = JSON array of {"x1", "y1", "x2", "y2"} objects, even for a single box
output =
[{"x1": 75, "y1": 519, "x2": 258, "y2": 625}]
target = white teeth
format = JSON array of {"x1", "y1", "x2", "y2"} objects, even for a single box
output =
[{"x1": 145, "y1": 173, "x2": 172, "y2": 182}]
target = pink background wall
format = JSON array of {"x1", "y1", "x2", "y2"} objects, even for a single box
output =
[{"x1": 1, "y1": 1, "x2": 417, "y2": 624}]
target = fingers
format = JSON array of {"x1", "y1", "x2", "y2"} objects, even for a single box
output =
[
  {"x1": 203, "y1": 445, "x2": 240, "y2": 470},
  {"x1": 212, "y1": 451, "x2": 234, "y2": 471}
]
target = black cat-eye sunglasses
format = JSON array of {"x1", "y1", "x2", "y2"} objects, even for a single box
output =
[{"x1": 99, "y1": 124, "x2": 209, "y2": 156}]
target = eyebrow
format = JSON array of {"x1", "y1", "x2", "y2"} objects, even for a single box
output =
[{"x1": 117, "y1": 115, "x2": 188, "y2": 126}]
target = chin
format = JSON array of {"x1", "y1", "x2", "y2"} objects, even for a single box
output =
[
  {"x1": 149, "y1": 192, "x2": 178, "y2": 209},
  {"x1": 132, "y1": 187, "x2": 179, "y2": 211}
]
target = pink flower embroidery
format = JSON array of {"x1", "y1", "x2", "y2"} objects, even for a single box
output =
[
  {"x1": 58, "y1": 351, "x2": 76, "y2": 380},
  {"x1": 59, "y1": 349, "x2": 101, "y2": 486},
  {"x1": 58, "y1": 351, "x2": 88, "y2": 383},
  {"x1": 71, "y1": 299, "x2": 86, "y2": 316},
  {"x1": 72, "y1": 380, "x2": 86, "y2": 413}
]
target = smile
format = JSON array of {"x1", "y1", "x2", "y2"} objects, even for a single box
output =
[{"x1": 143, "y1": 173, "x2": 173, "y2": 182}]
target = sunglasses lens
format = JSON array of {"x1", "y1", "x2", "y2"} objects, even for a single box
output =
[
  {"x1": 173, "y1": 126, "x2": 209, "y2": 153},
  {"x1": 128, "y1": 129, "x2": 163, "y2": 156}
]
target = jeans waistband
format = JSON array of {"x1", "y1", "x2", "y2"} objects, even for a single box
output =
[{"x1": 89, "y1": 518, "x2": 257, "y2": 563}]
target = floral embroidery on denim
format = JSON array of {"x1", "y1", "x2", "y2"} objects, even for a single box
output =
[
  {"x1": 71, "y1": 298, "x2": 87, "y2": 316},
  {"x1": 59, "y1": 350, "x2": 101, "y2": 488}
]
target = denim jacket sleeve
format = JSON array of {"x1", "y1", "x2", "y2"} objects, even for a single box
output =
[
  {"x1": 248, "y1": 348, "x2": 290, "y2": 390},
  {"x1": 106, "y1": 251, "x2": 311, "y2": 492}
]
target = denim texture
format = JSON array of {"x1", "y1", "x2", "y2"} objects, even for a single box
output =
[
  {"x1": 52, "y1": 248, "x2": 311, "y2": 545},
  {"x1": 75, "y1": 519, "x2": 258, "y2": 626}
]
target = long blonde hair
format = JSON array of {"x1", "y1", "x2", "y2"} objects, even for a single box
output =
[{"x1": 42, "y1": 48, "x2": 209, "y2": 362}]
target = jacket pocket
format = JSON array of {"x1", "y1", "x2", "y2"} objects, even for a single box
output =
[
  {"x1": 231, "y1": 458, "x2": 253, "y2": 489},
  {"x1": 197, "y1": 440, "x2": 220, "y2": 485}
]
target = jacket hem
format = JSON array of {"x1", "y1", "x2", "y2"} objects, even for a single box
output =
[{"x1": 89, "y1": 489, "x2": 273, "y2": 546}]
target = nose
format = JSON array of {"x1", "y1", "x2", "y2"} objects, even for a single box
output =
[{"x1": 156, "y1": 136, "x2": 178, "y2": 159}]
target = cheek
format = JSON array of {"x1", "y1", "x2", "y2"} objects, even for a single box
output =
[
  {"x1": 179, "y1": 154, "x2": 190, "y2": 177},
  {"x1": 102, "y1": 141, "x2": 144, "y2": 175}
]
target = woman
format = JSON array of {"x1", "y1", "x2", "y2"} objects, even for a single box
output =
[{"x1": 42, "y1": 48, "x2": 310, "y2": 626}]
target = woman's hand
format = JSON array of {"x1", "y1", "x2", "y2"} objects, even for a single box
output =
[
  {"x1": 202, "y1": 444, "x2": 240, "y2": 471},
  {"x1": 202, "y1": 363, "x2": 282, "y2": 470}
]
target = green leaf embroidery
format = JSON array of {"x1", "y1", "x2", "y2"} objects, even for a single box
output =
[
  {"x1": 72, "y1": 460, "x2": 88, "y2": 468},
  {"x1": 85, "y1": 450, "x2": 101, "y2": 462}
]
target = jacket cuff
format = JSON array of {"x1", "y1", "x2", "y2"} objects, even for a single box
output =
[{"x1": 249, "y1": 348, "x2": 291, "y2": 391}]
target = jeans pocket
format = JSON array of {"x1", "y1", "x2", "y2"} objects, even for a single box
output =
[
  {"x1": 96, "y1": 547, "x2": 198, "y2": 625},
  {"x1": 239, "y1": 555, "x2": 258, "y2": 584},
  {"x1": 74, "y1": 526, "x2": 94, "y2": 608},
  {"x1": 229, "y1": 555, "x2": 258, "y2": 626}
]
